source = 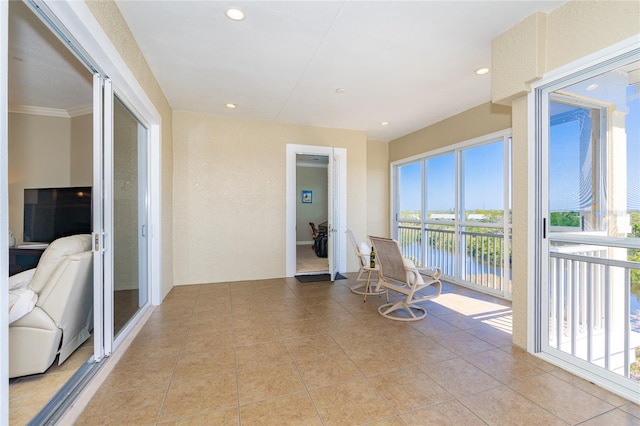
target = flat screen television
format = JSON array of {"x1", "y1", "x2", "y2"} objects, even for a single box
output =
[{"x1": 23, "y1": 186, "x2": 92, "y2": 243}]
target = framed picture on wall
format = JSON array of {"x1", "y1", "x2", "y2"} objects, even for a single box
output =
[{"x1": 302, "y1": 190, "x2": 312, "y2": 203}]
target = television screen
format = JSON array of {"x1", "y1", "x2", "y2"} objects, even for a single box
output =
[{"x1": 23, "y1": 187, "x2": 92, "y2": 243}]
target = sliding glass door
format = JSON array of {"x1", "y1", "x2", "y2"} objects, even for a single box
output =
[
  {"x1": 95, "y1": 85, "x2": 150, "y2": 356},
  {"x1": 538, "y1": 56, "x2": 640, "y2": 398}
]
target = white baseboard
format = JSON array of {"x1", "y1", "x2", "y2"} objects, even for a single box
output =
[{"x1": 296, "y1": 241, "x2": 314, "y2": 246}]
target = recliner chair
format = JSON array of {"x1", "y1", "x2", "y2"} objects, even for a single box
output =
[{"x1": 9, "y1": 234, "x2": 93, "y2": 378}]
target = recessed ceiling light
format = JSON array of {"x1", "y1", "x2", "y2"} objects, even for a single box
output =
[
  {"x1": 225, "y1": 103, "x2": 237, "y2": 109},
  {"x1": 475, "y1": 67, "x2": 490, "y2": 75},
  {"x1": 335, "y1": 88, "x2": 346, "y2": 94},
  {"x1": 586, "y1": 83, "x2": 598, "y2": 91},
  {"x1": 380, "y1": 121, "x2": 389, "y2": 126},
  {"x1": 226, "y1": 8, "x2": 245, "y2": 21}
]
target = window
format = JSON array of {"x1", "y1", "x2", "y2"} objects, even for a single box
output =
[{"x1": 393, "y1": 131, "x2": 512, "y2": 299}]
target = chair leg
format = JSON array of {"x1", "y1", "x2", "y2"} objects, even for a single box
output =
[
  {"x1": 363, "y1": 269, "x2": 372, "y2": 302},
  {"x1": 378, "y1": 300, "x2": 426, "y2": 321}
]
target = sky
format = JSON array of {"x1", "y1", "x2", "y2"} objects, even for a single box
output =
[
  {"x1": 399, "y1": 81, "x2": 639, "y2": 215},
  {"x1": 399, "y1": 140, "x2": 505, "y2": 212}
]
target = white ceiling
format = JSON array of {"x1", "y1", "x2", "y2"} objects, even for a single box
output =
[
  {"x1": 8, "y1": 1, "x2": 93, "y2": 113},
  {"x1": 9, "y1": 1, "x2": 567, "y2": 140}
]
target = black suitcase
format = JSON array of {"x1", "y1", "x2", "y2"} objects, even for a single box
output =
[{"x1": 314, "y1": 232, "x2": 328, "y2": 258}]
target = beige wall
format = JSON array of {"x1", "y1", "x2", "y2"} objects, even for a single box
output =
[
  {"x1": 70, "y1": 113, "x2": 93, "y2": 185},
  {"x1": 296, "y1": 166, "x2": 328, "y2": 242},
  {"x1": 388, "y1": 102, "x2": 512, "y2": 163},
  {"x1": 172, "y1": 111, "x2": 367, "y2": 285},
  {"x1": 492, "y1": 0, "x2": 640, "y2": 348},
  {"x1": 8, "y1": 112, "x2": 92, "y2": 244},
  {"x1": 367, "y1": 140, "x2": 390, "y2": 239},
  {"x1": 9, "y1": 113, "x2": 70, "y2": 243},
  {"x1": 87, "y1": 0, "x2": 174, "y2": 298}
]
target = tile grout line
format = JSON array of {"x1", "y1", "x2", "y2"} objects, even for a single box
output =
[{"x1": 153, "y1": 288, "x2": 199, "y2": 425}]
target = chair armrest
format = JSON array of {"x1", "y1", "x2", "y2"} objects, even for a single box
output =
[{"x1": 416, "y1": 266, "x2": 442, "y2": 280}]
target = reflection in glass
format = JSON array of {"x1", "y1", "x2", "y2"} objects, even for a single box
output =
[{"x1": 113, "y1": 97, "x2": 148, "y2": 337}]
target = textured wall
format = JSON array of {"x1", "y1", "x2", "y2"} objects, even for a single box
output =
[
  {"x1": 367, "y1": 140, "x2": 390, "y2": 239},
  {"x1": 492, "y1": 12, "x2": 547, "y2": 105},
  {"x1": 510, "y1": 96, "x2": 529, "y2": 348},
  {"x1": 172, "y1": 111, "x2": 367, "y2": 285},
  {"x1": 545, "y1": 1, "x2": 640, "y2": 72},
  {"x1": 388, "y1": 102, "x2": 512, "y2": 163}
]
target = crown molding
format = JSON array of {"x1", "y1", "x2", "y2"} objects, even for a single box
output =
[
  {"x1": 8, "y1": 104, "x2": 92, "y2": 118},
  {"x1": 67, "y1": 104, "x2": 93, "y2": 117},
  {"x1": 9, "y1": 104, "x2": 69, "y2": 117}
]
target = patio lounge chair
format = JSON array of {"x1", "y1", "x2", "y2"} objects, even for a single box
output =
[{"x1": 369, "y1": 236, "x2": 441, "y2": 321}]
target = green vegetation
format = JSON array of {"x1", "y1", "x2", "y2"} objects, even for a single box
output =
[
  {"x1": 630, "y1": 212, "x2": 640, "y2": 289},
  {"x1": 550, "y1": 211, "x2": 580, "y2": 227},
  {"x1": 398, "y1": 210, "x2": 509, "y2": 267}
]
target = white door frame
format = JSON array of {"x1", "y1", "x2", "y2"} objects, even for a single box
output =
[
  {"x1": 1, "y1": 1, "x2": 9, "y2": 422},
  {"x1": 286, "y1": 144, "x2": 346, "y2": 278}
]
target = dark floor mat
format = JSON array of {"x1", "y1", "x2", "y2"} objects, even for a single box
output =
[{"x1": 295, "y1": 273, "x2": 347, "y2": 283}]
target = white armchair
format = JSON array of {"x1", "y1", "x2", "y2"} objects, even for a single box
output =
[{"x1": 9, "y1": 234, "x2": 93, "y2": 378}]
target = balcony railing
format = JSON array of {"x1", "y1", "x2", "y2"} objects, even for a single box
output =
[
  {"x1": 549, "y1": 245, "x2": 640, "y2": 381},
  {"x1": 397, "y1": 222, "x2": 511, "y2": 296}
]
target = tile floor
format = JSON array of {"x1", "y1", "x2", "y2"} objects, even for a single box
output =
[{"x1": 75, "y1": 275, "x2": 639, "y2": 425}]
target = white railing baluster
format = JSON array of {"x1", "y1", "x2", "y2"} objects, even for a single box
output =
[
  {"x1": 587, "y1": 261, "x2": 593, "y2": 363},
  {"x1": 624, "y1": 268, "x2": 630, "y2": 379},
  {"x1": 571, "y1": 259, "x2": 577, "y2": 356},
  {"x1": 557, "y1": 258, "x2": 564, "y2": 350},
  {"x1": 604, "y1": 265, "x2": 611, "y2": 371}
]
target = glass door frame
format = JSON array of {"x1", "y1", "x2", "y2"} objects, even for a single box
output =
[
  {"x1": 531, "y1": 39, "x2": 640, "y2": 402},
  {"x1": 1, "y1": 1, "x2": 9, "y2": 422},
  {"x1": 110, "y1": 92, "x2": 151, "y2": 350},
  {"x1": 1, "y1": 1, "x2": 164, "y2": 421}
]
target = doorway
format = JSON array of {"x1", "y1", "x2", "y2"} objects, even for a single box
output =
[
  {"x1": 286, "y1": 144, "x2": 347, "y2": 280},
  {"x1": 296, "y1": 154, "x2": 329, "y2": 275},
  {"x1": 3, "y1": 1, "x2": 162, "y2": 423}
]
